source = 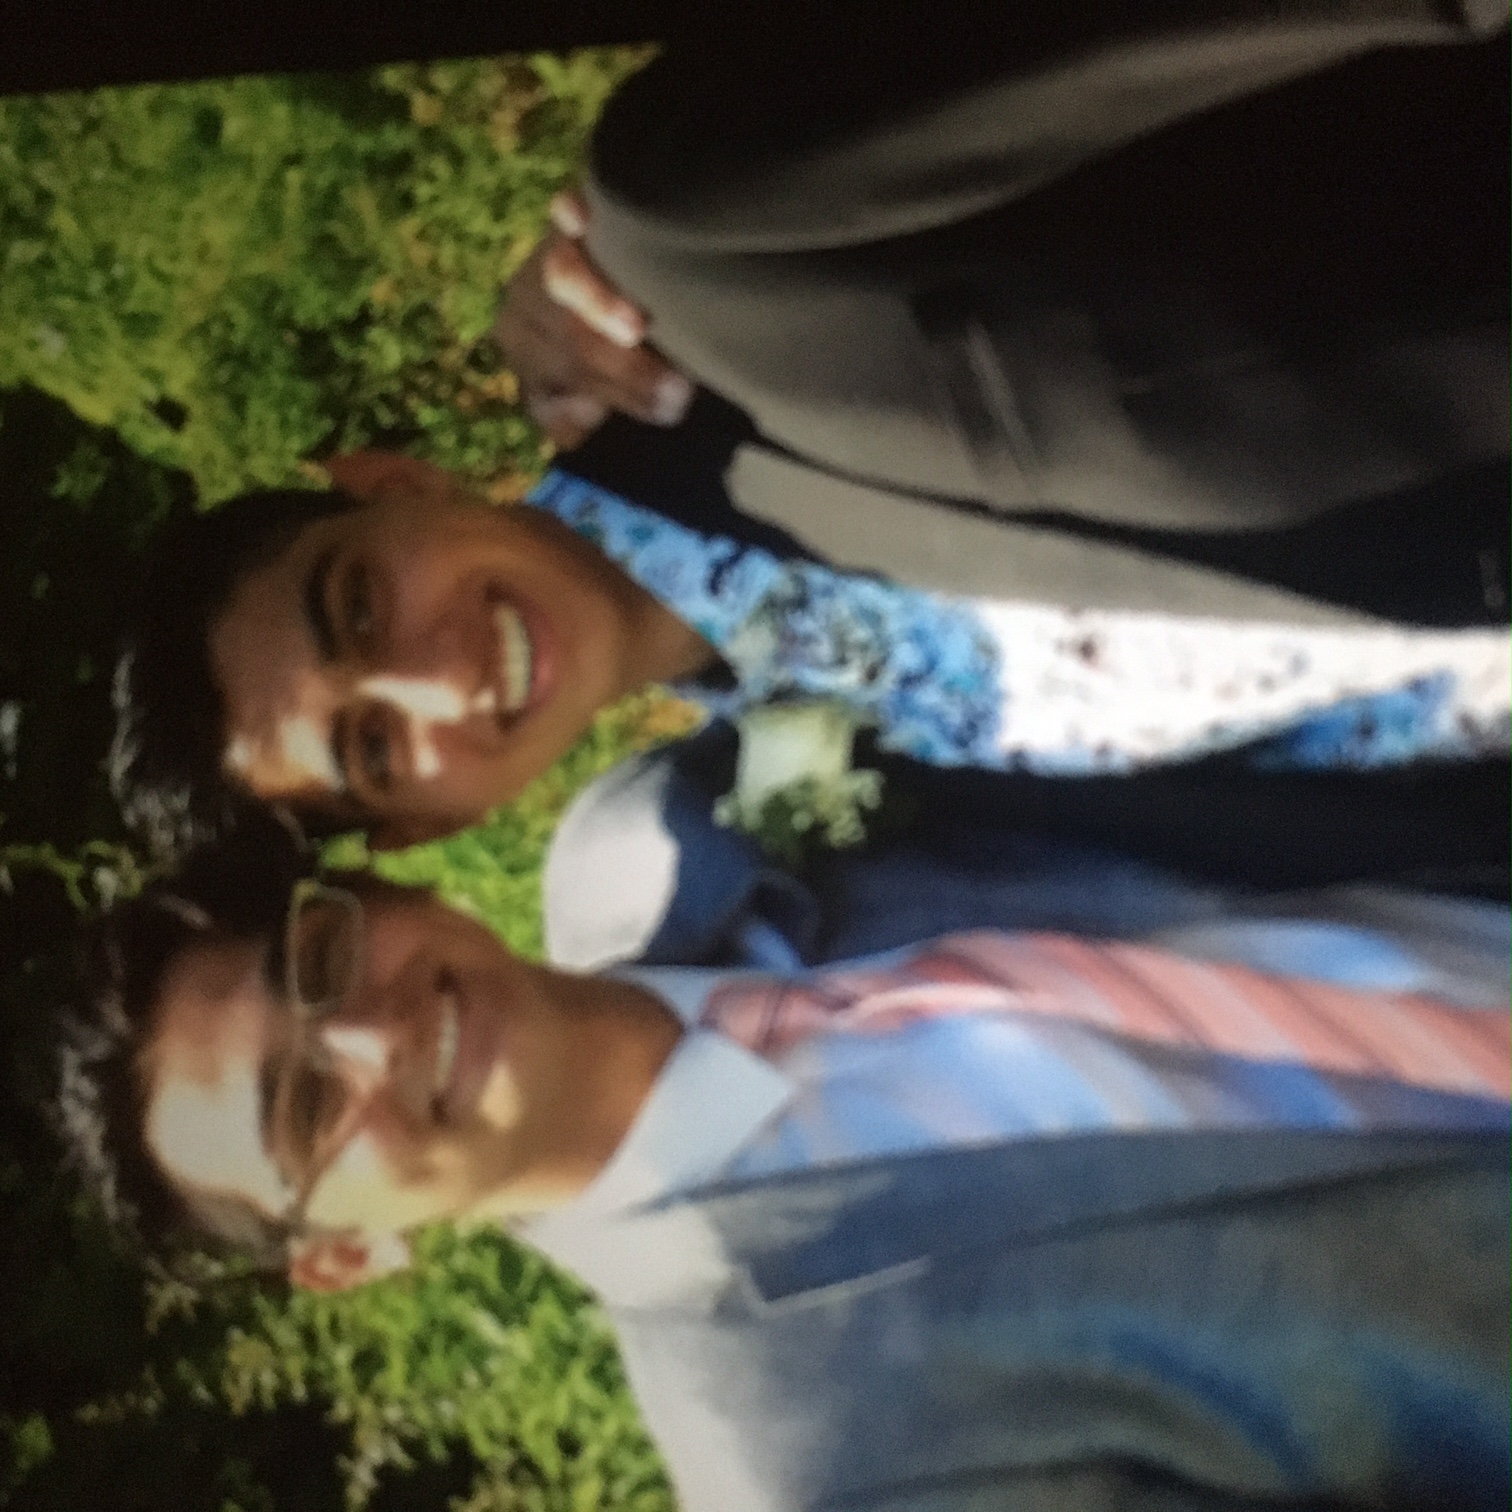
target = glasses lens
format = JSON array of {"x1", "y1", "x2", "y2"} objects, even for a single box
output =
[
  {"x1": 288, "y1": 887, "x2": 361, "y2": 1015},
  {"x1": 278, "y1": 1061, "x2": 352, "y2": 1178}
]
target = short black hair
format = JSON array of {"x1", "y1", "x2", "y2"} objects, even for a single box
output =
[
  {"x1": 110, "y1": 485, "x2": 363, "y2": 862},
  {"x1": 58, "y1": 807, "x2": 314, "y2": 1264}
]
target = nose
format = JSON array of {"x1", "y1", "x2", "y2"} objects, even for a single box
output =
[
  {"x1": 320, "y1": 1023, "x2": 391, "y2": 1098},
  {"x1": 358, "y1": 588, "x2": 485, "y2": 714},
  {"x1": 358, "y1": 675, "x2": 480, "y2": 722},
  {"x1": 314, "y1": 973, "x2": 441, "y2": 1120},
  {"x1": 355, "y1": 673, "x2": 498, "y2": 784}
]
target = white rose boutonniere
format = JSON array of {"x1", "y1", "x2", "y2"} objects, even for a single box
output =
[{"x1": 713, "y1": 701, "x2": 883, "y2": 865}]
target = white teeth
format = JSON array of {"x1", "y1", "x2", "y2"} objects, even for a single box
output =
[
  {"x1": 434, "y1": 995, "x2": 460, "y2": 1095},
  {"x1": 494, "y1": 603, "x2": 533, "y2": 714}
]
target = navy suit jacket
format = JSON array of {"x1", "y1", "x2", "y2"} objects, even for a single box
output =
[{"x1": 541, "y1": 727, "x2": 1510, "y2": 973}]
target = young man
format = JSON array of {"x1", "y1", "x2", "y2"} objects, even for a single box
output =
[
  {"x1": 111, "y1": 28, "x2": 1511, "y2": 866},
  {"x1": 110, "y1": 450, "x2": 720, "y2": 857},
  {"x1": 66, "y1": 824, "x2": 1510, "y2": 1511},
  {"x1": 111, "y1": 438, "x2": 1512, "y2": 886},
  {"x1": 530, "y1": 20, "x2": 1509, "y2": 571}
]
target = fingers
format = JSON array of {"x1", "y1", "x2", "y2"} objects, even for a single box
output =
[
  {"x1": 507, "y1": 290, "x2": 689, "y2": 424},
  {"x1": 541, "y1": 237, "x2": 645, "y2": 348},
  {"x1": 548, "y1": 189, "x2": 589, "y2": 238},
  {"x1": 491, "y1": 208, "x2": 697, "y2": 445},
  {"x1": 538, "y1": 235, "x2": 696, "y2": 421},
  {"x1": 573, "y1": 329, "x2": 692, "y2": 427}
]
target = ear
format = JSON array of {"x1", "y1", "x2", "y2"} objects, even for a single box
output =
[
  {"x1": 287, "y1": 1230, "x2": 412, "y2": 1293},
  {"x1": 322, "y1": 450, "x2": 450, "y2": 510}
]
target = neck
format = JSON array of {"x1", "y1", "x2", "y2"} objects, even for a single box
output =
[
  {"x1": 565, "y1": 973, "x2": 685, "y2": 1169},
  {"x1": 622, "y1": 584, "x2": 721, "y2": 687},
  {"x1": 481, "y1": 972, "x2": 684, "y2": 1220}
]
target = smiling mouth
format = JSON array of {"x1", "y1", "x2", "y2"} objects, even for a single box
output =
[
  {"x1": 430, "y1": 975, "x2": 501, "y2": 1127},
  {"x1": 493, "y1": 602, "x2": 534, "y2": 716},
  {"x1": 434, "y1": 990, "x2": 461, "y2": 1104}
]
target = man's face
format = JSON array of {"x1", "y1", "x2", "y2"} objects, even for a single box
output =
[
  {"x1": 139, "y1": 882, "x2": 678, "y2": 1258},
  {"x1": 209, "y1": 458, "x2": 648, "y2": 846}
]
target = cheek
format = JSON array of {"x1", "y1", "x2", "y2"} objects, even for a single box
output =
[
  {"x1": 477, "y1": 1061, "x2": 524, "y2": 1131},
  {"x1": 276, "y1": 713, "x2": 345, "y2": 792},
  {"x1": 304, "y1": 1097, "x2": 531, "y2": 1233},
  {"x1": 377, "y1": 507, "x2": 518, "y2": 621},
  {"x1": 304, "y1": 1123, "x2": 459, "y2": 1233},
  {"x1": 394, "y1": 730, "x2": 566, "y2": 820}
]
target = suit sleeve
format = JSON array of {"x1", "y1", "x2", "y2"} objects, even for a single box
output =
[{"x1": 588, "y1": 0, "x2": 1505, "y2": 254}]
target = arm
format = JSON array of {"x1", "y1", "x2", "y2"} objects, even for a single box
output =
[{"x1": 587, "y1": 0, "x2": 1505, "y2": 254}]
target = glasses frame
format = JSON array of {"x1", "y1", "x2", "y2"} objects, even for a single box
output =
[
  {"x1": 282, "y1": 877, "x2": 365, "y2": 1018},
  {"x1": 272, "y1": 877, "x2": 368, "y2": 1237}
]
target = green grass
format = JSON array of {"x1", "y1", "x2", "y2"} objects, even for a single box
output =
[{"x1": 0, "y1": 50, "x2": 708, "y2": 1512}]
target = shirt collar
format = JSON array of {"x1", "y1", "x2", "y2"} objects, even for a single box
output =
[
  {"x1": 525, "y1": 469, "x2": 783, "y2": 653},
  {"x1": 611, "y1": 963, "x2": 738, "y2": 1026},
  {"x1": 519, "y1": 1025, "x2": 793, "y2": 1304},
  {"x1": 520, "y1": 969, "x2": 795, "y2": 1265}
]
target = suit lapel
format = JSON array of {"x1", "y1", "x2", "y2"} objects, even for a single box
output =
[
  {"x1": 726, "y1": 442, "x2": 1378, "y2": 622},
  {"x1": 675, "y1": 1126, "x2": 1508, "y2": 1305}
]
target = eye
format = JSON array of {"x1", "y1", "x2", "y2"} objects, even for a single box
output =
[
  {"x1": 270, "y1": 1060, "x2": 351, "y2": 1191},
  {"x1": 287, "y1": 1065, "x2": 348, "y2": 1158},
  {"x1": 354, "y1": 707, "x2": 394, "y2": 792},
  {"x1": 292, "y1": 895, "x2": 362, "y2": 1010},
  {"x1": 342, "y1": 561, "x2": 377, "y2": 650}
]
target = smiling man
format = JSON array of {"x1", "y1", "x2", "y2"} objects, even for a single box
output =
[
  {"x1": 111, "y1": 436, "x2": 1512, "y2": 892},
  {"x1": 140, "y1": 877, "x2": 678, "y2": 1268},
  {"x1": 64, "y1": 819, "x2": 1511, "y2": 1512},
  {"x1": 111, "y1": 451, "x2": 716, "y2": 855}
]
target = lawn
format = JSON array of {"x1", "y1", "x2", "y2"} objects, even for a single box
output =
[{"x1": 0, "y1": 51, "x2": 694, "y2": 1511}]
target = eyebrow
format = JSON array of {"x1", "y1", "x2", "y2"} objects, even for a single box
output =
[{"x1": 303, "y1": 545, "x2": 339, "y2": 664}]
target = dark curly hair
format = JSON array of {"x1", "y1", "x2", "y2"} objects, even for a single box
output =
[
  {"x1": 58, "y1": 807, "x2": 314, "y2": 1263},
  {"x1": 109, "y1": 486, "x2": 363, "y2": 862}
]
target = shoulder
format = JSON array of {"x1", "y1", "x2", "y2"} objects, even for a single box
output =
[
  {"x1": 543, "y1": 751, "x2": 682, "y2": 972},
  {"x1": 543, "y1": 726, "x2": 769, "y2": 971}
]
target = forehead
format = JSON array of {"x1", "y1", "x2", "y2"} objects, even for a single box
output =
[{"x1": 141, "y1": 935, "x2": 290, "y2": 1221}]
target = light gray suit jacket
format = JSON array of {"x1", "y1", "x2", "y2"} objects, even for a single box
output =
[
  {"x1": 534, "y1": 1127, "x2": 1510, "y2": 1512},
  {"x1": 585, "y1": 2, "x2": 1508, "y2": 612}
]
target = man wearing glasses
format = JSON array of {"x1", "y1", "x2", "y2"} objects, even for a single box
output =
[{"x1": 66, "y1": 821, "x2": 1510, "y2": 1511}]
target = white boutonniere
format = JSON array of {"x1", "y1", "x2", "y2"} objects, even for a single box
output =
[{"x1": 713, "y1": 701, "x2": 882, "y2": 864}]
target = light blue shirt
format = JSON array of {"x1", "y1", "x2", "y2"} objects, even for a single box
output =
[
  {"x1": 526, "y1": 469, "x2": 1510, "y2": 774},
  {"x1": 523, "y1": 894, "x2": 1510, "y2": 1283}
]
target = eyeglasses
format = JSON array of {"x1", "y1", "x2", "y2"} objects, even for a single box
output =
[
  {"x1": 283, "y1": 877, "x2": 364, "y2": 1018},
  {"x1": 268, "y1": 879, "x2": 367, "y2": 1234}
]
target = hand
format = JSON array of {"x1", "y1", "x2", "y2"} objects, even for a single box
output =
[{"x1": 491, "y1": 191, "x2": 694, "y2": 449}]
